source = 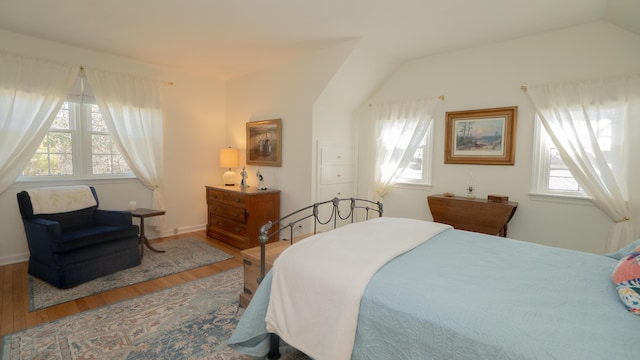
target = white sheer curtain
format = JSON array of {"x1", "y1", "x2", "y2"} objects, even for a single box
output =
[
  {"x1": 527, "y1": 75, "x2": 640, "y2": 252},
  {"x1": 370, "y1": 98, "x2": 440, "y2": 199},
  {"x1": 84, "y1": 68, "x2": 168, "y2": 230},
  {"x1": 0, "y1": 52, "x2": 78, "y2": 194}
]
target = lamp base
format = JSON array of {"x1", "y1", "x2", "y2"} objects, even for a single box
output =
[{"x1": 223, "y1": 170, "x2": 236, "y2": 186}]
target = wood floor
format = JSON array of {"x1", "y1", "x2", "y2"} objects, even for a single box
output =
[{"x1": 0, "y1": 231, "x2": 244, "y2": 338}]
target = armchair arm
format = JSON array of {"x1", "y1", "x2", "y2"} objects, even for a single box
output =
[
  {"x1": 95, "y1": 209, "x2": 133, "y2": 226},
  {"x1": 23, "y1": 218, "x2": 62, "y2": 261}
]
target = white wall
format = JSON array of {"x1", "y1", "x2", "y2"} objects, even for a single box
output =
[
  {"x1": 313, "y1": 40, "x2": 399, "y2": 201},
  {"x1": 0, "y1": 29, "x2": 226, "y2": 264},
  {"x1": 358, "y1": 21, "x2": 640, "y2": 254},
  {"x1": 225, "y1": 41, "x2": 359, "y2": 217}
]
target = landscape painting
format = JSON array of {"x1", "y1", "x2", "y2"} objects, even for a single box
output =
[{"x1": 444, "y1": 107, "x2": 517, "y2": 165}]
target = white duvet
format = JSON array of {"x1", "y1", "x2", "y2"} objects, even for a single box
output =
[{"x1": 265, "y1": 217, "x2": 451, "y2": 360}]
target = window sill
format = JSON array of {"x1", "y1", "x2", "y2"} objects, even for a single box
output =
[
  {"x1": 12, "y1": 176, "x2": 139, "y2": 189},
  {"x1": 392, "y1": 182, "x2": 433, "y2": 191},
  {"x1": 528, "y1": 191, "x2": 593, "y2": 206}
]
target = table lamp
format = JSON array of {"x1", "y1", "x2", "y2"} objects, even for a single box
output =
[{"x1": 220, "y1": 147, "x2": 239, "y2": 186}]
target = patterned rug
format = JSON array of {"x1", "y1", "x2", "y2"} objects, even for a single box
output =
[
  {"x1": 29, "y1": 237, "x2": 232, "y2": 311},
  {"x1": 3, "y1": 268, "x2": 308, "y2": 359}
]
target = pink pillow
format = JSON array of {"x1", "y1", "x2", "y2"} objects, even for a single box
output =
[{"x1": 611, "y1": 246, "x2": 640, "y2": 315}]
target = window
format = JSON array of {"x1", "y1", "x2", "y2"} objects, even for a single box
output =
[
  {"x1": 20, "y1": 99, "x2": 132, "y2": 180},
  {"x1": 531, "y1": 107, "x2": 623, "y2": 198},
  {"x1": 396, "y1": 122, "x2": 433, "y2": 185}
]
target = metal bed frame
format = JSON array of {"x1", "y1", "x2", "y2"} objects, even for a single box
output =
[{"x1": 256, "y1": 197, "x2": 383, "y2": 359}]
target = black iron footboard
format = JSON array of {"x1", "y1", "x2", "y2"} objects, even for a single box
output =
[{"x1": 257, "y1": 197, "x2": 383, "y2": 359}]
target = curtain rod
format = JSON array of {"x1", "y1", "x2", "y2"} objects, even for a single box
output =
[{"x1": 79, "y1": 65, "x2": 174, "y2": 85}]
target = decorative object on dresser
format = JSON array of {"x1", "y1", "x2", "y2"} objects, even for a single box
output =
[
  {"x1": 206, "y1": 185, "x2": 280, "y2": 249},
  {"x1": 256, "y1": 170, "x2": 267, "y2": 190},
  {"x1": 427, "y1": 194, "x2": 517, "y2": 237},
  {"x1": 246, "y1": 119, "x2": 282, "y2": 167},
  {"x1": 220, "y1": 147, "x2": 239, "y2": 186},
  {"x1": 444, "y1": 106, "x2": 517, "y2": 165}
]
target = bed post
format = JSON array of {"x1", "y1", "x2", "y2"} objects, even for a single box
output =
[{"x1": 267, "y1": 333, "x2": 281, "y2": 359}]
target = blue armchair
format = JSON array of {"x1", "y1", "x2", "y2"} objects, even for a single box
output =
[{"x1": 17, "y1": 186, "x2": 141, "y2": 289}]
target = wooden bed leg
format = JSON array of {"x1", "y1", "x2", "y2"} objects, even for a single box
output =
[{"x1": 267, "y1": 333, "x2": 281, "y2": 359}]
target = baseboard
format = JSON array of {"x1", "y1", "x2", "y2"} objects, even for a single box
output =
[
  {"x1": 159, "y1": 224, "x2": 206, "y2": 238},
  {"x1": 0, "y1": 252, "x2": 29, "y2": 266}
]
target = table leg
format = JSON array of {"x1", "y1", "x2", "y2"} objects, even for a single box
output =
[{"x1": 139, "y1": 217, "x2": 166, "y2": 257}]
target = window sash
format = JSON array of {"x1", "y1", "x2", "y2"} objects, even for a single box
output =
[
  {"x1": 19, "y1": 100, "x2": 133, "y2": 180},
  {"x1": 396, "y1": 123, "x2": 433, "y2": 185},
  {"x1": 531, "y1": 108, "x2": 623, "y2": 198}
]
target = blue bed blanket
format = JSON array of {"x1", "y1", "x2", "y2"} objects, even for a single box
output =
[{"x1": 229, "y1": 228, "x2": 640, "y2": 359}]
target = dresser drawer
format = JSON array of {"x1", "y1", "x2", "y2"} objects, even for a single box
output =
[
  {"x1": 210, "y1": 202, "x2": 247, "y2": 223},
  {"x1": 207, "y1": 226, "x2": 248, "y2": 249},
  {"x1": 209, "y1": 216, "x2": 248, "y2": 237},
  {"x1": 207, "y1": 188, "x2": 247, "y2": 207}
]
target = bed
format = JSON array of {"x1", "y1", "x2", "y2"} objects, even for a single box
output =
[{"x1": 228, "y1": 198, "x2": 639, "y2": 360}]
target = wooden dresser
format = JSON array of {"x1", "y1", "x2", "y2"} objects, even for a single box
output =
[
  {"x1": 427, "y1": 194, "x2": 518, "y2": 237},
  {"x1": 206, "y1": 185, "x2": 280, "y2": 249}
]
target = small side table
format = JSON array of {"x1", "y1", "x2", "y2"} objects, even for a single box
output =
[{"x1": 130, "y1": 208, "x2": 166, "y2": 257}]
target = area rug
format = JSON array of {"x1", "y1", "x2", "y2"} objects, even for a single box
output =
[
  {"x1": 3, "y1": 267, "x2": 308, "y2": 359},
  {"x1": 29, "y1": 237, "x2": 233, "y2": 311}
]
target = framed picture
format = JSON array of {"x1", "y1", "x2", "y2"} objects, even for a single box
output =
[
  {"x1": 246, "y1": 119, "x2": 282, "y2": 167},
  {"x1": 444, "y1": 107, "x2": 517, "y2": 165}
]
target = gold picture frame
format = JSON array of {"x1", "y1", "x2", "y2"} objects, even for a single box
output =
[
  {"x1": 444, "y1": 107, "x2": 517, "y2": 165},
  {"x1": 246, "y1": 119, "x2": 282, "y2": 167}
]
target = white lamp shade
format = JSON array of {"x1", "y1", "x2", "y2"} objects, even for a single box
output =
[{"x1": 220, "y1": 148, "x2": 239, "y2": 168}]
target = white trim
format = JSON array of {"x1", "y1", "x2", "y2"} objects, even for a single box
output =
[
  {"x1": 528, "y1": 191, "x2": 593, "y2": 206},
  {"x1": 11, "y1": 177, "x2": 140, "y2": 189},
  {"x1": 0, "y1": 253, "x2": 29, "y2": 266},
  {"x1": 159, "y1": 224, "x2": 206, "y2": 238}
]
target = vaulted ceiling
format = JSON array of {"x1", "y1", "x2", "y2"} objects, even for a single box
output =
[{"x1": 0, "y1": 0, "x2": 638, "y2": 80}]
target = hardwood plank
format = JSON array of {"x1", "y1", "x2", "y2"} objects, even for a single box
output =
[{"x1": 0, "y1": 230, "x2": 244, "y2": 338}]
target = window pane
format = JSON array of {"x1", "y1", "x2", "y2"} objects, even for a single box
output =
[
  {"x1": 400, "y1": 146, "x2": 424, "y2": 180},
  {"x1": 91, "y1": 105, "x2": 108, "y2": 132},
  {"x1": 91, "y1": 133, "x2": 131, "y2": 175},
  {"x1": 112, "y1": 155, "x2": 131, "y2": 174},
  {"x1": 51, "y1": 103, "x2": 70, "y2": 130},
  {"x1": 92, "y1": 134, "x2": 111, "y2": 154},
  {"x1": 48, "y1": 132, "x2": 72, "y2": 153},
  {"x1": 23, "y1": 154, "x2": 49, "y2": 176},
  {"x1": 49, "y1": 154, "x2": 73, "y2": 175},
  {"x1": 92, "y1": 154, "x2": 111, "y2": 174},
  {"x1": 22, "y1": 132, "x2": 73, "y2": 176}
]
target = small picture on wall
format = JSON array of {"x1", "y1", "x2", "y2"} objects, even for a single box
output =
[
  {"x1": 445, "y1": 107, "x2": 517, "y2": 165},
  {"x1": 246, "y1": 119, "x2": 282, "y2": 167}
]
